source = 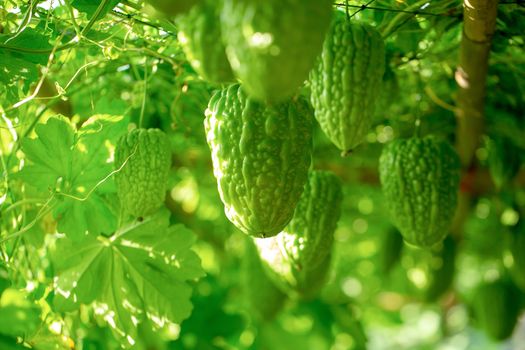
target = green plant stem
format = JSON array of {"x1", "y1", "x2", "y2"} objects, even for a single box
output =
[
  {"x1": 139, "y1": 60, "x2": 148, "y2": 128},
  {"x1": 380, "y1": 0, "x2": 457, "y2": 37},
  {"x1": 2, "y1": 199, "x2": 46, "y2": 215},
  {"x1": 0, "y1": 0, "x2": 111, "y2": 55}
]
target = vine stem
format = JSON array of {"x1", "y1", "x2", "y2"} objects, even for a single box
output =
[
  {"x1": 0, "y1": 0, "x2": 111, "y2": 54},
  {"x1": 0, "y1": 196, "x2": 55, "y2": 246},
  {"x1": 380, "y1": 0, "x2": 457, "y2": 37},
  {"x1": 139, "y1": 59, "x2": 148, "y2": 128}
]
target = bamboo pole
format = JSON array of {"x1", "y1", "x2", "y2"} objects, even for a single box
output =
[{"x1": 455, "y1": 0, "x2": 499, "y2": 167}]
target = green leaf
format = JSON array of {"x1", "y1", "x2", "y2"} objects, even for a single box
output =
[
  {"x1": 0, "y1": 53, "x2": 39, "y2": 89},
  {"x1": 18, "y1": 115, "x2": 127, "y2": 239},
  {"x1": 0, "y1": 28, "x2": 52, "y2": 94},
  {"x1": 52, "y1": 210, "x2": 205, "y2": 346},
  {"x1": 0, "y1": 289, "x2": 41, "y2": 339},
  {"x1": 0, "y1": 334, "x2": 26, "y2": 350},
  {"x1": 19, "y1": 117, "x2": 76, "y2": 190},
  {"x1": 0, "y1": 28, "x2": 53, "y2": 65}
]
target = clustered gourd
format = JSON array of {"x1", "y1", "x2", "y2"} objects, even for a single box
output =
[{"x1": 141, "y1": 1, "x2": 466, "y2": 306}]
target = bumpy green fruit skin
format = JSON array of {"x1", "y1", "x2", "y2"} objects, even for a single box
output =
[
  {"x1": 204, "y1": 84, "x2": 313, "y2": 237},
  {"x1": 254, "y1": 170, "x2": 342, "y2": 298},
  {"x1": 473, "y1": 280, "x2": 521, "y2": 340},
  {"x1": 114, "y1": 128, "x2": 171, "y2": 218},
  {"x1": 256, "y1": 237, "x2": 332, "y2": 300},
  {"x1": 145, "y1": 0, "x2": 200, "y2": 17},
  {"x1": 309, "y1": 14, "x2": 385, "y2": 153},
  {"x1": 221, "y1": 0, "x2": 333, "y2": 102},
  {"x1": 242, "y1": 240, "x2": 287, "y2": 322},
  {"x1": 379, "y1": 136, "x2": 460, "y2": 248},
  {"x1": 177, "y1": 0, "x2": 234, "y2": 83},
  {"x1": 279, "y1": 170, "x2": 343, "y2": 271}
]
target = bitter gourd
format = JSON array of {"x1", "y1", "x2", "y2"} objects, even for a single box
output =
[
  {"x1": 204, "y1": 84, "x2": 313, "y2": 237},
  {"x1": 114, "y1": 128, "x2": 171, "y2": 218},
  {"x1": 177, "y1": 0, "x2": 234, "y2": 84},
  {"x1": 221, "y1": 0, "x2": 333, "y2": 102},
  {"x1": 379, "y1": 136, "x2": 460, "y2": 248},
  {"x1": 242, "y1": 239, "x2": 287, "y2": 322},
  {"x1": 473, "y1": 279, "x2": 521, "y2": 340},
  {"x1": 278, "y1": 170, "x2": 342, "y2": 271},
  {"x1": 256, "y1": 236, "x2": 332, "y2": 299},
  {"x1": 254, "y1": 171, "x2": 341, "y2": 298},
  {"x1": 309, "y1": 13, "x2": 385, "y2": 153}
]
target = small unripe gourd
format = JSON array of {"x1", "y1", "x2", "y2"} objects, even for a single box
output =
[
  {"x1": 379, "y1": 136, "x2": 460, "y2": 248},
  {"x1": 255, "y1": 170, "x2": 343, "y2": 298},
  {"x1": 114, "y1": 128, "x2": 171, "y2": 218},
  {"x1": 177, "y1": 0, "x2": 234, "y2": 84}
]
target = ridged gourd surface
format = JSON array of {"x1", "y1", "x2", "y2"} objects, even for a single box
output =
[
  {"x1": 255, "y1": 236, "x2": 332, "y2": 299},
  {"x1": 221, "y1": 0, "x2": 333, "y2": 102},
  {"x1": 242, "y1": 240, "x2": 286, "y2": 321},
  {"x1": 279, "y1": 170, "x2": 342, "y2": 271},
  {"x1": 177, "y1": 0, "x2": 234, "y2": 83},
  {"x1": 310, "y1": 14, "x2": 385, "y2": 153},
  {"x1": 204, "y1": 84, "x2": 313, "y2": 237},
  {"x1": 379, "y1": 136, "x2": 460, "y2": 248},
  {"x1": 114, "y1": 128, "x2": 171, "y2": 218}
]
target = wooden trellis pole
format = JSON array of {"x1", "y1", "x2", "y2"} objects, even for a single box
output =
[{"x1": 455, "y1": 0, "x2": 499, "y2": 167}]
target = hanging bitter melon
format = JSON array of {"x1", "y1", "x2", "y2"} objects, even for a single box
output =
[
  {"x1": 204, "y1": 84, "x2": 313, "y2": 237},
  {"x1": 177, "y1": 0, "x2": 234, "y2": 83},
  {"x1": 114, "y1": 128, "x2": 171, "y2": 218},
  {"x1": 278, "y1": 170, "x2": 343, "y2": 271},
  {"x1": 379, "y1": 136, "x2": 460, "y2": 248},
  {"x1": 310, "y1": 13, "x2": 385, "y2": 154},
  {"x1": 254, "y1": 170, "x2": 343, "y2": 299},
  {"x1": 221, "y1": 0, "x2": 333, "y2": 102}
]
